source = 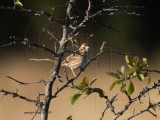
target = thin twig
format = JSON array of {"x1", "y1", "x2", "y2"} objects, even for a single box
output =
[
  {"x1": 0, "y1": 38, "x2": 59, "y2": 57},
  {"x1": 0, "y1": 89, "x2": 37, "y2": 103},
  {"x1": 142, "y1": 69, "x2": 160, "y2": 74},
  {"x1": 31, "y1": 108, "x2": 40, "y2": 120},
  {"x1": 29, "y1": 58, "x2": 55, "y2": 63},
  {"x1": 124, "y1": 102, "x2": 160, "y2": 120},
  {"x1": 6, "y1": 76, "x2": 46, "y2": 85},
  {"x1": 100, "y1": 102, "x2": 110, "y2": 120},
  {"x1": 0, "y1": 6, "x2": 63, "y2": 24},
  {"x1": 43, "y1": 28, "x2": 59, "y2": 42}
]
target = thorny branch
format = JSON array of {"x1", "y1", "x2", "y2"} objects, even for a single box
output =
[
  {"x1": 0, "y1": 89, "x2": 37, "y2": 103},
  {"x1": 6, "y1": 76, "x2": 46, "y2": 85},
  {"x1": 0, "y1": 6, "x2": 63, "y2": 24},
  {"x1": 125, "y1": 101, "x2": 160, "y2": 120},
  {"x1": 111, "y1": 81, "x2": 160, "y2": 120},
  {"x1": 0, "y1": 38, "x2": 59, "y2": 57},
  {"x1": 42, "y1": 28, "x2": 59, "y2": 42}
]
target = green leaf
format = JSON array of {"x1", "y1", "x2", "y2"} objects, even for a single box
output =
[
  {"x1": 121, "y1": 84, "x2": 126, "y2": 93},
  {"x1": 127, "y1": 81, "x2": 134, "y2": 95},
  {"x1": 106, "y1": 72, "x2": 120, "y2": 79},
  {"x1": 13, "y1": 0, "x2": 18, "y2": 4},
  {"x1": 13, "y1": 0, "x2": 23, "y2": 8},
  {"x1": 125, "y1": 55, "x2": 133, "y2": 64},
  {"x1": 110, "y1": 80, "x2": 118, "y2": 90},
  {"x1": 70, "y1": 92, "x2": 82, "y2": 105},
  {"x1": 150, "y1": 101, "x2": 156, "y2": 111},
  {"x1": 82, "y1": 76, "x2": 89, "y2": 86},
  {"x1": 136, "y1": 71, "x2": 144, "y2": 81},
  {"x1": 90, "y1": 78, "x2": 97, "y2": 86},
  {"x1": 143, "y1": 58, "x2": 148, "y2": 67},
  {"x1": 116, "y1": 69, "x2": 122, "y2": 74},
  {"x1": 133, "y1": 56, "x2": 139, "y2": 67},
  {"x1": 129, "y1": 72, "x2": 136, "y2": 78},
  {"x1": 50, "y1": 7, "x2": 55, "y2": 15},
  {"x1": 125, "y1": 55, "x2": 134, "y2": 70},
  {"x1": 92, "y1": 88, "x2": 104, "y2": 97},
  {"x1": 117, "y1": 78, "x2": 124, "y2": 85},
  {"x1": 139, "y1": 63, "x2": 148, "y2": 68},
  {"x1": 85, "y1": 89, "x2": 92, "y2": 95},
  {"x1": 71, "y1": 84, "x2": 86, "y2": 90},
  {"x1": 16, "y1": 1, "x2": 23, "y2": 8},
  {"x1": 147, "y1": 75, "x2": 151, "y2": 85},
  {"x1": 100, "y1": 42, "x2": 106, "y2": 51},
  {"x1": 121, "y1": 66, "x2": 125, "y2": 74}
]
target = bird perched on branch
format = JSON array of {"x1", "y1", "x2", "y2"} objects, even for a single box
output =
[{"x1": 61, "y1": 43, "x2": 90, "y2": 77}]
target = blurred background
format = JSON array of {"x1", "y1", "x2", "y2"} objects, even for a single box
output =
[{"x1": 0, "y1": 0, "x2": 160, "y2": 120}]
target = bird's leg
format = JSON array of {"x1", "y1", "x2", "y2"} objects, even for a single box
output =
[{"x1": 71, "y1": 69, "x2": 77, "y2": 78}]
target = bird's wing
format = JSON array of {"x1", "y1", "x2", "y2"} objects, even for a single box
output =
[{"x1": 61, "y1": 53, "x2": 82, "y2": 66}]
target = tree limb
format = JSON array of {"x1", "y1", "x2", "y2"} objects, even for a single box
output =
[
  {"x1": 0, "y1": 38, "x2": 59, "y2": 57},
  {"x1": 0, "y1": 6, "x2": 63, "y2": 24},
  {"x1": 6, "y1": 76, "x2": 46, "y2": 85},
  {"x1": 0, "y1": 89, "x2": 37, "y2": 103}
]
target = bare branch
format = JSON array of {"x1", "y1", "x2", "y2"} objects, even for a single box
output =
[
  {"x1": 69, "y1": 0, "x2": 93, "y2": 38},
  {"x1": 0, "y1": 93, "x2": 6, "y2": 99},
  {"x1": 0, "y1": 38, "x2": 59, "y2": 57},
  {"x1": 66, "y1": 115, "x2": 72, "y2": 120},
  {"x1": 142, "y1": 69, "x2": 160, "y2": 74},
  {"x1": 31, "y1": 108, "x2": 40, "y2": 120},
  {"x1": 42, "y1": 28, "x2": 59, "y2": 42},
  {"x1": 97, "y1": 23, "x2": 119, "y2": 33},
  {"x1": 100, "y1": 102, "x2": 110, "y2": 120},
  {"x1": 6, "y1": 76, "x2": 46, "y2": 85},
  {"x1": 66, "y1": 0, "x2": 76, "y2": 19},
  {"x1": 0, "y1": 89, "x2": 37, "y2": 103},
  {"x1": 148, "y1": 110, "x2": 157, "y2": 118},
  {"x1": 0, "y1": 6, "x2": 63, "y2": 24},
  {"x1": 29, "y1": 58, "x2": 55, "y2": 63},
  {"x1": 91, "y1": 5, "x2": 143, "y2": 19},
  {"x1": 113, "y1": 81, "x2": 160, "y2": 120},
  {"x1": 124, "y1": 102, "x2": 160, "y2": 120}
]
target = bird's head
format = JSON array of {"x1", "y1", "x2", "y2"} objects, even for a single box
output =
[{"x1": 80, "y1": 43, "x2": 89, "y2": 51}]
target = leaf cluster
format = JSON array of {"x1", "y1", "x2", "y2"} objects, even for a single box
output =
[
  {"x1": 70, "y1": 76, "x2": 104, "y2": 105},
  {"x1": 108, "y1": 55, "x2": 150, "y2": 96}
]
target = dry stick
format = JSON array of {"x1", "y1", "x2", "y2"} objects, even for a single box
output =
[
  {"x1": 0, "y1": 38, "x2": 59, "y2": 57},
  {"x1": 43, "y1": 28, "x2": 59, "y2": 42},
  {"x1": 69, "y1": 4, "x2": 143, "y2": 39},
  {"x1": 29, "y1": 58, "x2": 55, "y2": 63},
  {"x1": 0, "y1": 89, "x2": 37, "y2": 103},
  {"x1": 100, "y1": 103, "x2": 110, "y2": 120},
  {"x1": 40, "y1": 0, "x2": 76, "y2": 119},
  {"x1": 69, "y1": 0, "x2": 92, "y2": 38},
  {"x1": 31, "y1": 108, "x2": 40, "y2": 120},
  {"x1": 6, "y1": 76, "x2": 46, "y2": 85},
  {"x1": 113, "y1": 81, "x2": 160, "y2": 120},
  {"x1": 142, "y1": 69, "x2": 160, "y2": 74},
  {"x1": 125, "y1": 102, "x2": 160, "y2": 120},
  {"x1": 0, "y1": 6, "x2": 63, "y2": 24}
]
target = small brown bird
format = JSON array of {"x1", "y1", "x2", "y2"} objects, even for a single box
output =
[{"x1": 61, "y1": 43, "x2": 90, "y2": 77}]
